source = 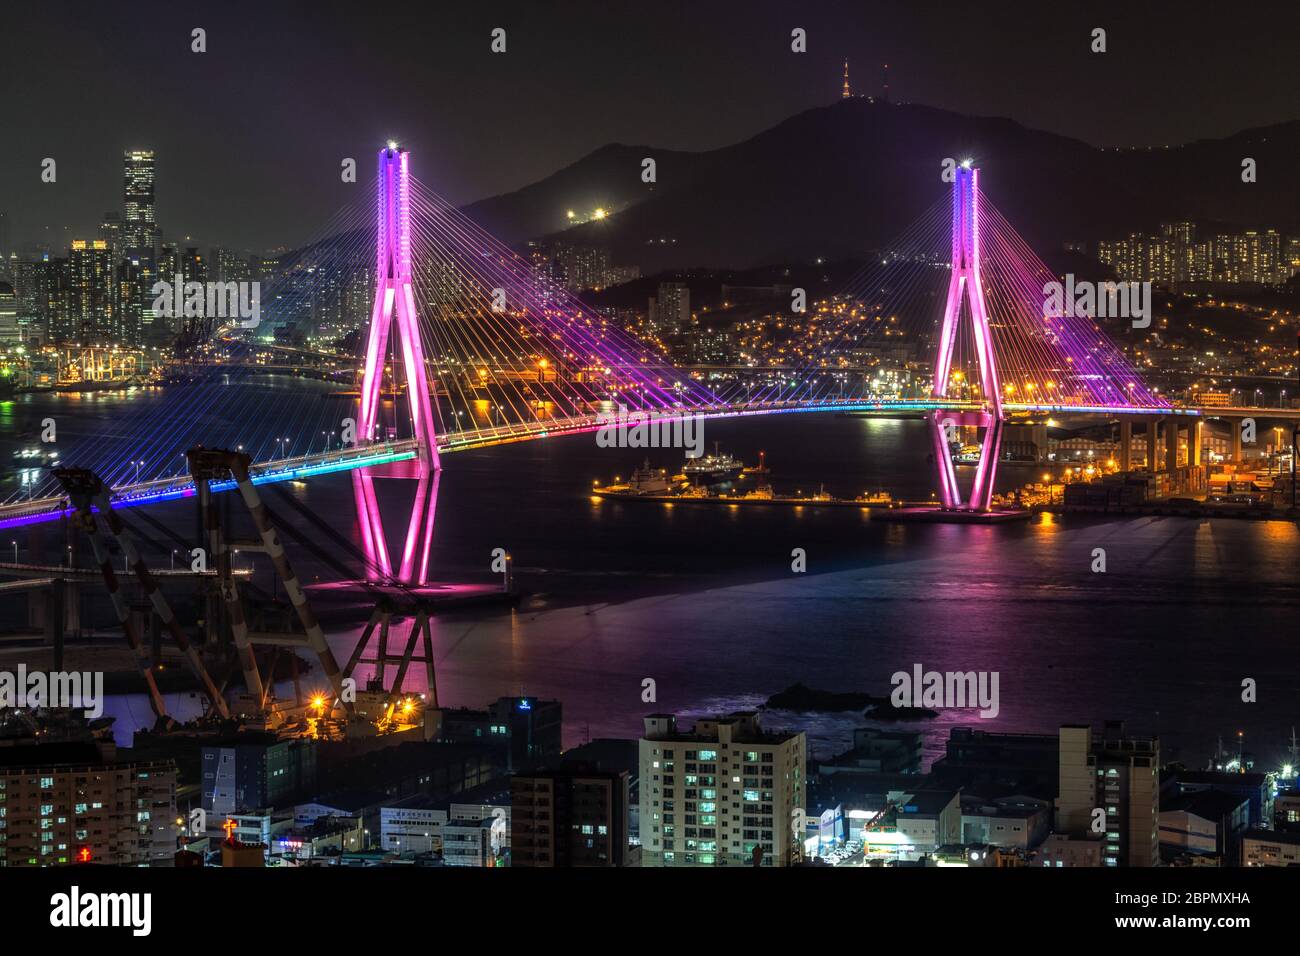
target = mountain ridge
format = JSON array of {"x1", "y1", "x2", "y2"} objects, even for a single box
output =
[{"x1": 460, "y1": 98, "x2": 1300, "y2": 272}]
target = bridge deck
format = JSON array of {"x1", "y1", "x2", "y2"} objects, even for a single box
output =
[{"x1": 2, "y1": 397, "x2": 1288, "y2": 531}]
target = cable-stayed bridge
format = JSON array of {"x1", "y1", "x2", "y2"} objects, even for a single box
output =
[{"x1": 1, "y1": 148, "x2": 1291, "y2": 555}]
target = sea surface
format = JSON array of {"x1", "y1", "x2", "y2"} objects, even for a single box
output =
[{"x1": 2, "y1": 383, "x2": 1297, "y2": 770}]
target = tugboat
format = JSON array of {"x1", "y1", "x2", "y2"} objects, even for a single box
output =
[{"x1": 683, "y1": 442, "x2": 743, "y2": 481}]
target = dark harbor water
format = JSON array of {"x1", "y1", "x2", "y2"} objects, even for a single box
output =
[{"x1": 2, "y1": 382, "x2": 1298, "y2": 770}]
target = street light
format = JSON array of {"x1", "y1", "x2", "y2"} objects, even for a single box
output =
[{"x1": 10, "y1": 540, "x2": 16, "y2": 564}]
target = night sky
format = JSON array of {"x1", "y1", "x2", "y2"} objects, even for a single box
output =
[{"x1": 1, "y1": 0, "x2": 1295, "y2": 252}]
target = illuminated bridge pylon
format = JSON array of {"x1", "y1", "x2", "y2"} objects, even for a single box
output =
[
  {"x1": 930, "y1": 164, "x2": 1005, "y2": 511},
  {"x1": 355, "y1": 144, "x2": 440, "y2": 585}
]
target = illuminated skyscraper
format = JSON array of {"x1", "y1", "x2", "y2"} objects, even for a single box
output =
[
  {"x1": 68, "y1": 239, "x2": 116, "y2": 343},
  {"x1": 841, "y1": 58, "x2": 851, "y2": 99},
  {"x1": 0, "y1": 280, "x2": 18, "y2": 345},
  {"x1": 123, "y1": 151, "x2": 159, "y2": 338},
  {"x1": 122, "y1": 150, "x2": 157, "y2": 254}
]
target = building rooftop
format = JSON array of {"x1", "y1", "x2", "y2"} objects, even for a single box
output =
[
  {"x1": 0, "y1": 740, "x2": 169, "y2": 772},
  {"x1": 960, "y1": 794, "x2": 1050, "y2": 818},
  {"x1": 1243, "y1": 828, "x2": 1300, "y2": 847},
  {"x1": 0, "y1": 741, "x2": 104, "y2": 767},
  {"x1": 1169, "y1": 769, "x2": 1269, "y2": 789},
  {"x1": 302, "y1": 789, "x2": 388, "y2": 815},
  {"x1": 561, "y1": 738, "x2": 638, "y2": 776},
  {"x1": 899, "y1": 789, "x2": 958, "y2": 817},
  {"x1": 1162, "y1": 789, "x2": 1248, "y2": 820},
  {"x1": 642, "y1": 711, "x2": 801, "y2": 745},
  {"x1": 442, "y1": 779, "x2": 512, "y2": 811},
  {"x1": 513, "y1": 763, "x2": 627, "y2": 782}
]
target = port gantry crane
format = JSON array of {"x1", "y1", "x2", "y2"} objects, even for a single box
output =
[
  {"x1": 53, "y1": 467, "x2": 230, "y2": 726},
  {"x1": 53, "y1": 447, "x2": 444, "y2": 737},
  {"x1": 186, "y1": 446, "x2": 356, "y2": 726}
]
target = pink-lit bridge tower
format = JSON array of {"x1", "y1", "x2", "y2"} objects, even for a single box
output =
[
  {"x1": 929, "y1": 164, "x2": 1005, "y2": 511},
  {"x1": 355, "y1": 144, "x2": 440, "y2": 584}
]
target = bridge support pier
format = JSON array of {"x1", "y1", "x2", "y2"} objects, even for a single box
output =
[
  {"x1": 38, "y1": 580, "x2": 70, "y2": 669},
  {"x1": 1230, "y1": 417, "x2": 1243, "y2": 464},
  {"x1": 1190, "y1": 420, "x2": 1202, "y2": 483},
  {"x1": 355, "y1": 144, "x2": 442, "y2": 585},
  {"x1": 1118, "y1": 420, "x2": 1132, "y2": 472},
  {"x1": 33, "y1": 578, "x2": 79, "y2": 651},
  {"x1": 1147, "y1": 419, "x2": 1160, "y2": 470},
  {"x1": 926, "y1": 165, "x2": 1006, "y2": 513},
  {"x1": 1165, "y1": 419, "x2": 1180, "y2": 473}
]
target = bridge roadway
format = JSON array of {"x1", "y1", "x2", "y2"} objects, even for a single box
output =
[{"x1": 0, "y1": 397, "x2": 1293, "y2": 531}]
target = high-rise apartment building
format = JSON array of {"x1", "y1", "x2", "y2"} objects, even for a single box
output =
[
  {"x1": 0, "y1": 742, "x2": 177, "y2": 867},
  {"x1": 180, "y1": 247, "x2": 207, "y2": 288},
  {"x1": 0, "y1": 281, "x2": 19, "y2": 345},
  {"x1": 212, "y1": 247, "x2": 254, "y2": 286},
  {"x1": 639, "y1": 712, "x2": 805, "y2": 867},
  {"x1": 648, "y1": 281, "x2": 691, "y2": 336},
  {"x1": 511, "y1": 764, "x2": 629, "y2": 867},
  {"x1": 1100, "y1": 223, "x2": 1290, "y2": 285},
  {"x1": 1285, "y1": 238, "x2": 1300, "y2": 277},
  {"x1": 97, "y1": 211, "x2": 124, "y2": 256},
  {"x1": 20, "y1": 254, "x2": 69, "y2": 342},
  {"x1": 67, "y1": 239, "x2": 116, "y2": 343},
  {"x1": 1054, "y1": 721, "x2": 1159, "y2": 867}
]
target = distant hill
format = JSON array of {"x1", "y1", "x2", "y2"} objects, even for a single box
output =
[{"x1": 461, "y1": 98, "x2": 1300, "y2": 272}]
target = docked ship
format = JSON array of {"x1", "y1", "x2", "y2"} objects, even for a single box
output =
[
  {"x1": 855, "y1": 490, "x2": 893, "y2": 505},
  {"x1": 593, "y1": 459, "x2": 686, "y2": 497},
  {"x1": 683, "y1": 443, "x2": 744, "y2": 481},
  {"x1": 627, "y1": 460, "x2": 679, "y2": 495}
]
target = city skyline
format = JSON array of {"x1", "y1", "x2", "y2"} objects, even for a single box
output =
[{"x1": 1, "y1": 0, "x2": 1298, "y2": 252}]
